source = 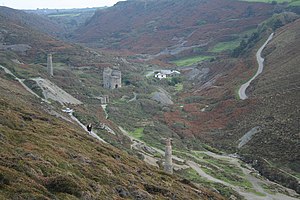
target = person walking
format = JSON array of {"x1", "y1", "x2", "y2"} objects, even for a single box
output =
[{"x1": 87, "y1": 123, "x2": 92, "y2": 133}]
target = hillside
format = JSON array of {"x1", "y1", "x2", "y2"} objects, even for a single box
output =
[
  {"x1": 26, "y1": 7, "x2": 102, "y2": 37},
  {"x1": 1, "y1": 2, "x2": 299, "y2": 199},
  {"x1": 0, "y1": 7, "x2": 125, "y2": 68},
  {"x1": 158, "y1": 18, "x2": 300, "y2": 192},
  {"x1": 0, "y1": 70, "x2": 224, "y2": 199},
  {"x1": 73, "y1": 0, "x2": 274, "y2": 56},
  {"x1": 234, "y1": 18, "x2": 300, "y2": 191},
  {"x1": 0, "y1": 7, "x2": 225, "y2": 199},
  {"x1": 0, "y1": 6, "x2": 64, "y2": 37}
]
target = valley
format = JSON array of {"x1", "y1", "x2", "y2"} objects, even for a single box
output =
[
  {"x1": 0, "y1": 0, "x2": 299, "y2": 199},
  {"x1": 2, "y1": 63, "x2": 298, "y2": 199}
]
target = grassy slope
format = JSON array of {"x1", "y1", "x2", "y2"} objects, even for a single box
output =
[
  {"x1": 235, "y1": 19, "x2": 300, "y2": 186},
  {"x1": 172, "y1": 56, "x2": 214, "y2": 67},
  {"x1": 0, "y1": 71, "x2": 223, "y2": 199},
  {"x1": 0, "y1": 6, "x2": 63, "y2": 37},
  {"x1": 73, "y1": 0, "x2": 274, "y2": 54},
  {"x1": 239, "y1": 0, "x2": 300, "y2": 6},
  {"x1": 0, "y1": 8, "x2": 224, "y2": 199}
]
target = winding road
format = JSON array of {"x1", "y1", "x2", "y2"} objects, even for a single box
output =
[{"x1": 239, "y1": 33, "x2": 274, "y2": 100}]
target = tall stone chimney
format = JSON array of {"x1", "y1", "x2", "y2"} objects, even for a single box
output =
[
  {"x1": 164, "y1": 138, "x2": 173, "y2": 174},
  {"x1": 47, "y1": 54, "x2": 53, "y2": 77}
]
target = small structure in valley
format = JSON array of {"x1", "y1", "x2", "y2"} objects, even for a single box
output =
[
  {"x1": 47, "y1": 54, "x2": 53, "y2": 77},
  {"x1": 103, "y1": 67, "x2": 122, "y2": 89},
  {"x1": 99, "y1": 95, "x2": 109, "y2": 104},
  {"x1": 164, "y1": 138, "x2": 173, "y2": 174},
  {"x1": 154, "y1": 70, "x2": 180, "y2": 80}
]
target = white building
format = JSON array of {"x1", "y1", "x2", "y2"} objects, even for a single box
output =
[
  {"x1": 154, "y1": 70, "x2": 180, "y2": 79},
  {"x1": 154, "y1": 73, "x2": 167, "y2": 79}
]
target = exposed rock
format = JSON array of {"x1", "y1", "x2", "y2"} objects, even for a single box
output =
[
  {"x1": 112, "y1": 154, "x2": 121, "y2": 161},
  {"x1": 152, "y1": 92, "x2": 173, "y2": 105},
  {"x1": 23, "y1": 152, "x2": 41, "y2": 161},
  {"x1": 0, "y1": 44, "x2": 31, "y2": 53},
  {"x1": 144, "y1": 184, "x2": 173, "y2": 197},
  {"x1": 116, "y1": 186, "x2": 130, "y2": 198},
  {"x1": 130, "y1": 188, "x2": 153, "y2": 200},
  {"x1": 102, "y1": 167, "x2": 113, "y2": 176},
  {"x1": 0, "y1": 132, "x2": 4, "y2": 141}
]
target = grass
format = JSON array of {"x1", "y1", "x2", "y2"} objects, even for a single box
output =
[
  {"x1": 248, "y1": 189, "x2": 266, "y2": 196},
  {"x1": 178, "y1": 168, "x2": 243, "y2": 199},
  {"x1": 201, "y1": 166, "x2": 253, "y2": 189},
  {"x1": 0, "y1": 74, "x2": 213, "y2": 199},
  {"x1": 239, "y1": 0, "x2": 300, "y2": 6},
  {"x1": 48, "y1": 13, "x2": 81, "y2": 17},
  {"x1": 172, "y1": 56, "x2": 214, "y2": 67},
  {"x1": 289, "y1": 0, "x2": 300, "y2": 6},
  {"x1": 211, "y1": 40, "x2": 241, "y2": 53},
  {"x1": 211, "y1": 29, "x2": 257, "y2": 53},
  {"x1": 128, "y1": 128, "x2": 144, "y2": 139},
  {"x1": 175, "y1": 83, "x2": 183, "y2": 91}
]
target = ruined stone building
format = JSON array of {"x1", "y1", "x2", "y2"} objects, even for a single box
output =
[{"x1": 103, "y1": 67, "x2": 122, "y2": 89}]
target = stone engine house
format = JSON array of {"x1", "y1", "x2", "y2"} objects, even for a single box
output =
[{"x1": 103, "y1": 67, "x2": 122, "y2": 89}]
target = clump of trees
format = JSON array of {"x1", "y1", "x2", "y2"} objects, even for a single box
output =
[{"x1": 232, "y1": 32, "x2": 259, "y2": 57}]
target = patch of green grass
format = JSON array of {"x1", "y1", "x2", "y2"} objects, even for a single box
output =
[
  {"x1": 128, "y1": 128, "x2": 144, "y2": 139},
  {"x1": 289, "y1": 0, "x2": 300, "y2": 6},
  {"x1": 48, "y1": 13, "x2": 81, "y2": 17},
  {"x1": 239, "y1": 0, "x2": 299, "y2": 6},
  {"x1": 175, "y1": 83, "x2": 183, "y2": 91},
  {"x1": 191, "y1": 151, "x2": 209, "y2": 159},
  {"x1": 178, "y1": 168, "x2": 243, "y2": 199},
  {"x1": 239, "y1": 0, "x2": 289, "y2": 3},
  {"x1": 261, "y1": 183, "x2": 277, "y2": 194},
  {"x1": 201, "y1": 166, "x2": 252, "y2": 189},
  {"x1": 211, "y1": 40, "x2": 241, "y2": 53},
  {"x1": 248, "y1": 189, "x2": 267, "y2": 196},
  {"x1": 202, "y1": 144, "x2": 223, "y2": 154},
  {"x1": 172, "y1": 56, "x2": 214, "y2": 67}
]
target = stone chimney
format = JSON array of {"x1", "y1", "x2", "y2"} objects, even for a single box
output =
[
  {"x1": 164, "y1": 138, "x2": 173, "y2": 174},
  {"x1": 47, "y1": 54, "x2": 53, "y2": 77}
]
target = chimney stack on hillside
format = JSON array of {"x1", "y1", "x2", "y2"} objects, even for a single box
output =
[
  {"x1": 47, "y1": 54, "x2": 53, "y2": 77},
  {"x1": 164, "y1": 138, "x2": 173, "y2": 174}
]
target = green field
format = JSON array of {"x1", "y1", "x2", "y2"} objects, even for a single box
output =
[
  {"x1": 175, "y1": 83, "x2": 183, "y2": 91},
  {"x1": 128, "y1": 127, "x2": 144, "y2": 139},
  {"x1": 211, "y1": 40, "x2": 241, "y2": 53},
  {"x1": 239, "y1": 0, "x2": 300, "y2": 6},
  {"x1": 48, "y1": 13, "x2": 81, "y2": 17},
  {"x1": 173, "y1": 55, "x2": 214, "y2": 67}
]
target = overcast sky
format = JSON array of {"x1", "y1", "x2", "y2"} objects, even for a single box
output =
[{"x1": 0, "y1": 0, "x2": 124, "y2": 9}]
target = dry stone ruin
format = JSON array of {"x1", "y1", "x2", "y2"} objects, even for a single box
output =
[{"x1": 103, "y1": 67, "x2": 122, "y2": 89}]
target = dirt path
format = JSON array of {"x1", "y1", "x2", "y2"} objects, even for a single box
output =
[
  {"x1": 128, "y1": 92, "x2": 137, "y2": 102},
  {"x1": 69, "y1": 111, "x2": 106, "y2": 143},
  {"x1": 119, "y1": 125, "x2": 299, "y2": 199},
  {"x1": 200, "y1": 151, "x2": 299, "y2": 200},
  {"x1": 239, "y1": 33, "x2": 274, "y2": 100},
  {"x1": 0, "y1": 65, "x2": 48, "y2": 101}
]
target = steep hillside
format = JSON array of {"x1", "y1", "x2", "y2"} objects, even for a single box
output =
[
  {"x1": 26, "y1": 8, "x2": 101, "y2": 37},
  {"x1": 73, "y1": 0, "x2": 274, "y2": 56},
  {"x1": 0, "y1": 71, "x2": 224, "y2": 199},
  {"x1": 0, "y1": 7, "x2": 123, "y2": 68},
  {"x1": 158, "y1": 18, "x2": 300, "y2": 193},
  {"x1": 233, "y1": 18, "x2": 300, "y2": 191},
  {"x1": 0, "y1": 6, "x2": 64, "y2": 37},
  {"x1": 0, "y1": 8, "x2": 226, "y2": 199}
]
